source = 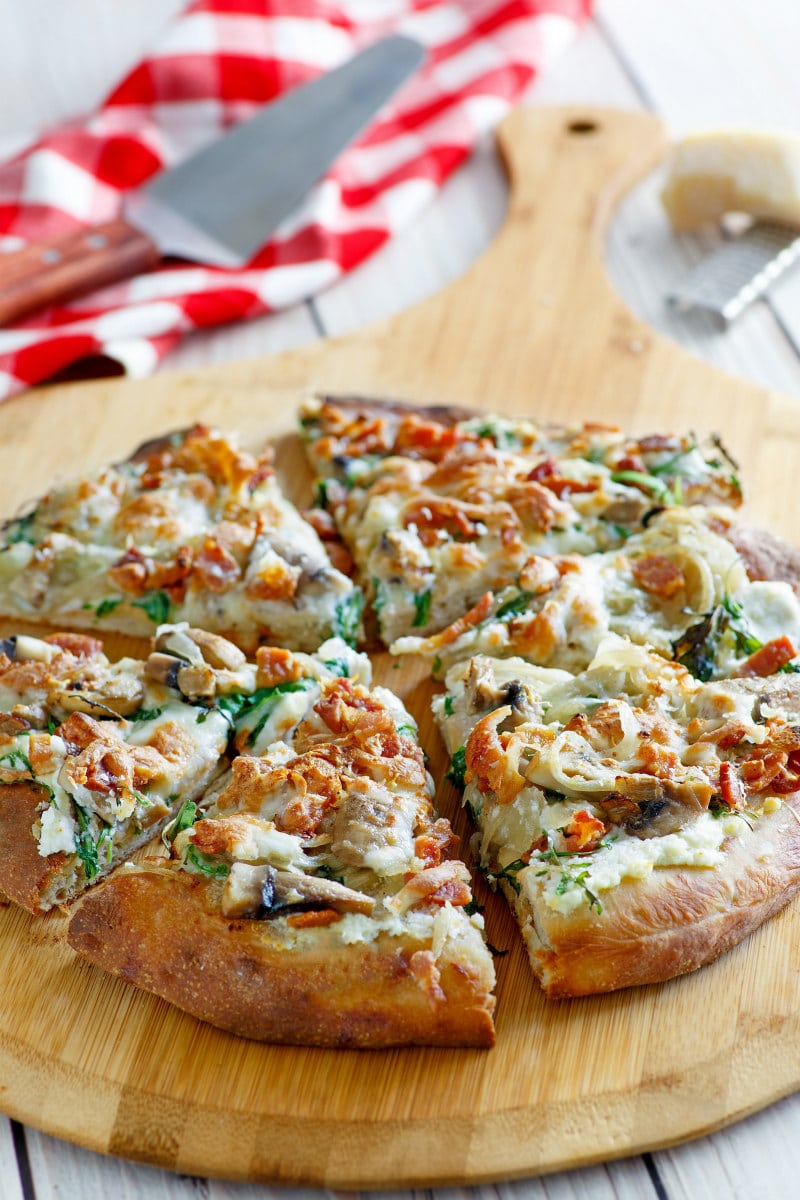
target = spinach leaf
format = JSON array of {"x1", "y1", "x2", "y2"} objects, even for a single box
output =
[
  {"x1": 332, "y1": 591, "x2": 364, "y2": 647},
  {"x1": 132, "y1": 590, "x2": 172, "y2": 625}
]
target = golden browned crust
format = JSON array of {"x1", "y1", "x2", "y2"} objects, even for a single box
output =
[
  {"x1": 67, "y1": 868, "x2": 496, "y2": 1048},
  {"x1": 516, "y1": 798, "x2": 800, "y2": 998},
  {"x1": 725, "y1": 521, "x2": 800, "y2": 595},
  {"x1": 0, "y1": 782, "x2": 70, "y2": 913}
]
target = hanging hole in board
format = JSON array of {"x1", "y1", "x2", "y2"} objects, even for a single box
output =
[{"x1": 567, "y1": 120, "x2": 598, "y2": 135}]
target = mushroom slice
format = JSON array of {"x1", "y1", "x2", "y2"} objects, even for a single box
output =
[
  {"x1": 221, "y1": 862, "x2": 374, "y2": 920},
  {"x1": 154, "y1": 627, "x2": 205, "y2": 665},
  {"x1": 186, "y1": 628, "x2": 246, "y2": 670},
  {"x1": 48, "y1": 665, "x2": 144, "y2": 718}
]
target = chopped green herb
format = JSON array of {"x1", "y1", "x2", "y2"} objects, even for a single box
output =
[
  {"x1": 672, "y1": 610, "x2": 718, "y2": 681},
  {"x1": 372, "y1": 578, "x2": 389, "y2": 614},
  {"x1": 95, "y1": 597, "x2": 124, "y2": 619},
  {"x1": 213, "y1": 678, "x2": 317, "y2": 746},
  {"x1": 610, "y1": 469, "x2": 676, "y2": 505},
  {"x1": 128, "y1": 706, "x2": 165, "y2": 724},
  {"x1": 396, "y1": 723, "x2": 417, "y2": 738},
  {"x1": 494, "y1": 591, "x2": 534, "y2": 622},
  {"x1": 185, "y1": 845, "x2": 229, "y2": 878},
  {"x1": 163, "y1": 798, "x2": 198, "y2": 847},
  {"x1": 132, "y1": 590, "x2": 172, "y2": 625},
  {"x1": 0, "y1": 749, "x2": 33, "y2": 773},
  {"x1": 446, "y1": 745, "x2": 467, "y2": 789},
  {"x1": 443, "y1": 695, "x2": 455, "y2": 717},
  {"x1": 322, "y1": 657, "x2": 351, "y2": 678},
  {"x1": 543, "y1": 788, "x2": 566, "y2": 804},
  {"x1": 487, "y1": 943, "x2": 509, "y2": 958},
  {"x1": 432, "y1": 655, "x2": 442, "y2": 675},
  {"x1": 73, "y1": 804, "x2": 101, "y2": 881},
  {"x1": 332, "y1": 590, "x2": 364, "y2": 647},
  {"x1": 464, "y1": 897, "x2": 485, "y2": 917},
  {"x1": 4, "y1": 511, "x2": 38, "y2": 545},
  {"x1": 315, "y1": 863, "x2": 345, "y2": 885},
  {"x1": 412, "y1": 589, "x2": 432, "y2": 628},
  {"x1": 97, "y1": 826, "x2": 114, "y2": 865},
  {"x1": 315, "y1": 479, "x2": 330, "y2": 508},
  {"x1": 484, "y1": 858, "x2": 527, "y2": 896}
]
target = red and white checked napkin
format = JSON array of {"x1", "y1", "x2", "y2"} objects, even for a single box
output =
[{"x1": 0, "y1": 0, "x2": 591, "y2": 398}]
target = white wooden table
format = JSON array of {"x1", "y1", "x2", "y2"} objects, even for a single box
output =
[{"x1": 2, "y1": 2, "x2": 800, "y2": 1196}]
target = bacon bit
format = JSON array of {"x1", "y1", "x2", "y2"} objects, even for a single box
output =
[
  {"x1": 524, "y1": 460, "x2": 597, "y2": 497},
  {"x1": 108, "y1": 546, "x2": 193, "y2": 597},
  {"x1": 244, "y1": 557, "x2": 299, "y2": 601},
  {"x1": 404, "y1": 497, "x2": 480, "y2": 543},
  {"x1": 108, "y1": 548, "x2": 149, "y2": 596},
  {"x1": 56, "y1": 712, "x2": 108, "y2": 753},
  {"x1": 415, "y1": 818, "x2": 458, "y2": 869},
  {"x1": 285, "y1": 908, "x2": 342, "y2": 929},
  {"x1": 614, "y1": 453, "x2": 646, "y2": 474},
  {"x1": 518, "y1": 556, "x2": 560, "y2": 594},
  {"x1": 737, "y1": 636, "x2": 797, "y2": 678},
  {"x1": 506, "y1": 607, "x2": 560, "y2": 661},
  {"x1": 740, "y1": 750, "x2": 788, "y2": 794},
  {"x1": 390, "y1": 861, "x2": 472, "y2": 913},
  {"x1": 505, "y1": 481, "x2": 568, "y2": 533},
  {"x1": 192, "y1": 538, "x2": 241, "y2": 592},
  {"x1": 563, "y1": 809, "x2": 607, "y2": 852},
  {"x1": 255, "y1": 646, "x2": 304, "y2": 688},
  {"x1": 169, "y1": 425, "x2": 264, "y2": 491},
  {"x1": 697, "y1": 720, "x2": 750, "y2": 751},
  {"x1": 419, "y1": 592, "x2": 494, "y2": 651},
  {"x1": 637, "y1": 739, "x2": 681, "y2": 779},
  {"x1": 314, "y1": 680, "x2": 396, "y2": 739},
  {"x1": 719, "y1": 761, "x2": 747, "y2": 810},
  {"x1": 27, "y1": 732, "x2": 53, "y2": 774},
  {"x1": 630, "y1": 554, "x2": 686, "y2": 598},
  {"x1": 395, "y1": 415, "x2": 475, "y2": 459},
  {"x1": 44, "y1": 632, "x2": 104, "y2": 658},
  {"x1": 465, "y1": 707, "x2": 525, "y2": 804},
  {"x1": 769, "y1": 750, "x2": 800, "y2": 796},
  {"x1": 635, "y1": 434, "x2": 679, "y2": 454}
]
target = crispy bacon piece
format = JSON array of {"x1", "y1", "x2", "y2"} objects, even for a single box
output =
[
  {"x1": 630, "y1": 554, "x2": 686, "y2": 598},
  {"x1": 525, "y1": 458, "x2": 598, "y2": 498},
  {"x1": 395, "y1": 415, "x2": 475, "y2": 459},
  {"x1": 414, "y1": 818, "x2": 459, "y2": 869},
  {"x1": 314, "y1": 680, "x2": 397, "y2": 739},
  {"x1": 286, "y1": 909, "x2": 342, "y2": 929},
  {"x1": 769, "y1": 749, "x2": 800, "y2": 796},
  {"x1": 255, "y1": 646, "x2": 304, "y2": 688},
  {"x1": 44, "y1": 633, "x2": 103, "y2": 658},
  {"x1": 108, "y1": 545, "x2": 193, "y2": 597},
  {"x1": 563, "y1": 809, "x2": 607, "y2": 852},
  {"x1": 737, "y1": 636, "x2": 797, "y2": 678},
  {"x1": 191, "y1": 538, "x2": 241, "y2": 592},
  {"x1": 403, "y1": 497, "x2": 480, "y2": 544},
  {"x1": 465, "y1": 707, "x2": 525, "y2": 805},
  {"x1": 739, "y1": 749, "x2": 788, "y2": 794},
  {"x1": 718, "y1": 761, "x2": 747, "y2": 810},
  {"x1": 390, "y1": 861, "x2": 472, "y2": 913},
  {"x1": 695, "y1": 719, "x2": 750, "y2": 750},
  {"x1": 416, "y1": 592, "x2": 494, "y2": 651},
  {"x1": 504, "y1": 481, "x2": 567, "y2": 532}
]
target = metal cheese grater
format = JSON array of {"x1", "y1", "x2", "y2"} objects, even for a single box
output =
[{"x1": 667, "y1": 221, "x2": 800, "y2": 323}]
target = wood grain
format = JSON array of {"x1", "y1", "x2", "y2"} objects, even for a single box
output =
[
  {"x1": 0, "y1": 107, "x2": 799, "y2": 1188},
  {"x1": 0, "y1": 218, "x2": 160, "y2": 325}
]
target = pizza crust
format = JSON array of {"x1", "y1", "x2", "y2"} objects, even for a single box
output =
[
  {"x1": 67, "y1": 867, "x2": 496, "y2": 1048},
  {"x1": 514, "y1": 797, "x2": 800, "y2": 997}
]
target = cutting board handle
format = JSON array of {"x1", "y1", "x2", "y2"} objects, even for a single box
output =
[{"x1": 0, "y1": 218, "x2": 160, "y2": 326}]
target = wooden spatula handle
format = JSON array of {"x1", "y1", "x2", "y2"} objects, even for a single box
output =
[{"x1": 0, "y1": 218, "x2": 161, "y2": 326}]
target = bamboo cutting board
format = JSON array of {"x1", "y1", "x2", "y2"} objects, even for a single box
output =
[{"x1": 0, "y1": 107, "x2": 799, "y2": 1188}]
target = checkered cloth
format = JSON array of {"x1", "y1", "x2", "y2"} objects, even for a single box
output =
[{"x1": 0, "y1": 0, "x2": 591, "y2": 398}]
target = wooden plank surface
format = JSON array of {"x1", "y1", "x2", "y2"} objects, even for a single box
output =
[
  {"x1": 0, "y1": 104, "x2": 799, "y2": 1190},
  {"x1": 3, "y1": 2, "x2": 800, "y2": 1198}
]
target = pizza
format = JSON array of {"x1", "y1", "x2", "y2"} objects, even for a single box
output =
[
  {"x1": 0, "y1": 626, "x2": 234, "y2": 911},
  {"x1": 392, "y1": 506, "x2": 800, "y2": 680},
  {"x1": 434, "y1": 639, "x2": 800, "y2": 996},
  {"x1": 299, "y1": 395, "x2": 743, "y2": 646},
  {"x1": 66, "y1": 640, "x2": 496, "y2": 1047},
  {"x1": 0, "y1": 424, "x2": 362, "y2": 653}
]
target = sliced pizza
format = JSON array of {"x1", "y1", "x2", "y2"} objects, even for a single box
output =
[
  {"x1": 299, "y1": 396, "x2": 743, "y2": 645},
  {"x1": 67, "y1": 654, "x2": 496, "y2": 1047},
  {"x1": 434, "y1": 638, "x2": 800, "y2": 997},
  {"x1": 0, "y1": 424, "x2": 362, "y2": 653},
  {"x1": 0, "y1": 624, "x2": 366, "y2": 913},
  {"x1": 392, "y1": 507, "x2": 800, "y2": 681}
]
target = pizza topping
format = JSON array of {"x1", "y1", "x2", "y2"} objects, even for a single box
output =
[
  {"x1": 220, "y1": 862, "x2": 375, "y2": 920},
  {"x1": 387, "y1": 861, "x2": 472, "y2": 914},
  {"x1": 738, "y1": 636, "x2": 798, "y2": 677},
  {"x1": 630, "y1": 554, "x2": 686, "y2": 597},
  {"x1": 330, "y1": 784, "x2": 417, "y2": 875},
  {"x1": 563, "y1": 809, "x2": 607, "y2": 851}
]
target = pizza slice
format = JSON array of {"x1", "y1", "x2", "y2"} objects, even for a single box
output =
[
  {"x1": 392, "y1": 507, "x2": 800, "y2": 681},
  {"x1": 67, "y1": 653, "x2": 496, "y2": 1047},
  {"x1": 299, "y1": 396, "x2": 743, "y2": 645},
  {"x1": 0, "y1": 424, "x2": 362, "y2": 653},
  {"x1": 0, "y1": 624, "x2": 367, "y2": 913},
  {"x1": 434, "y1": 639, "x2": 800, "y2": 997}
]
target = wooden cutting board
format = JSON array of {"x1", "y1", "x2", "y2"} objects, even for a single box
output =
[{"x1": 0, "y1": 107, "x2": 799, "y2": 1189}]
